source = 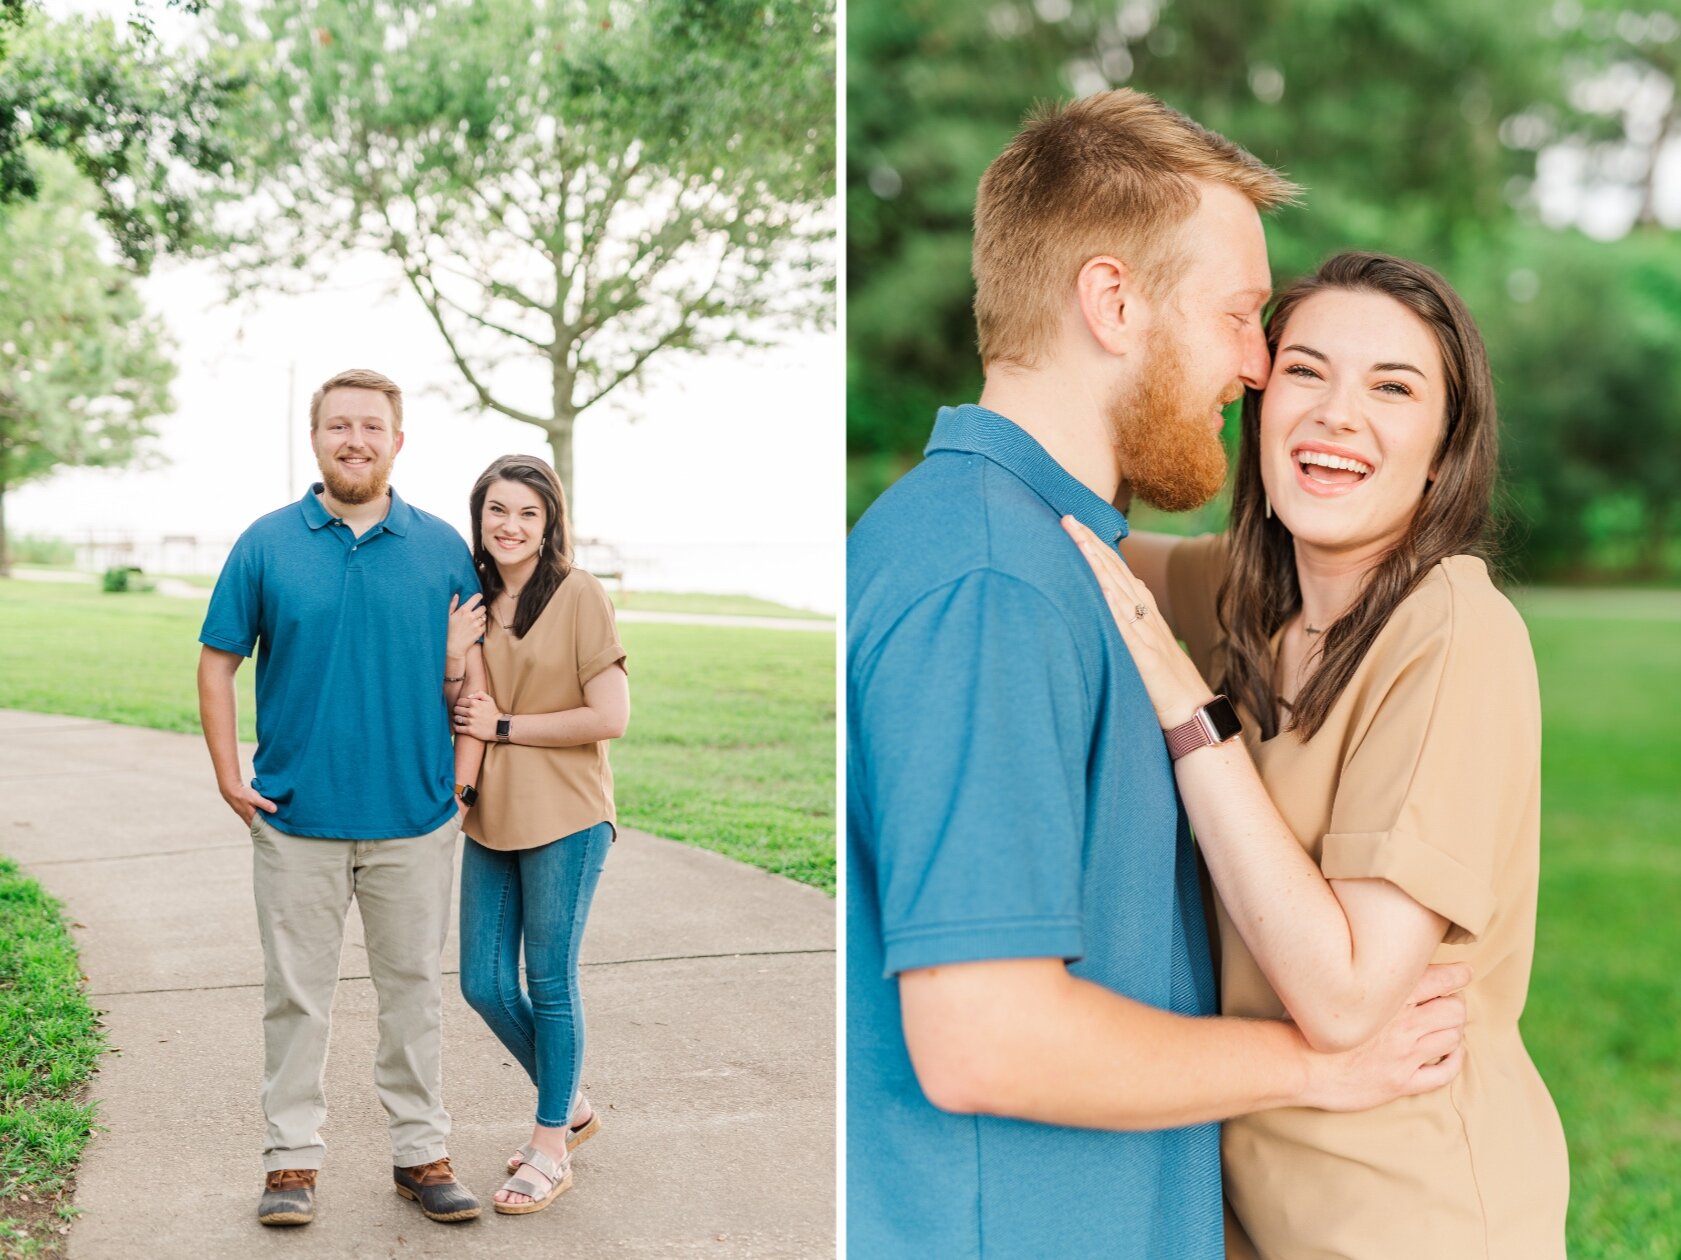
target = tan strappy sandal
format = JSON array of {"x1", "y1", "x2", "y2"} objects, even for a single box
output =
[
  {"x1": 494, "y1": 1144, "x2": 572, "y2": 1215},
  {"x1": 506, "y1": 1097, "x2": 599, "y2": 1173}
]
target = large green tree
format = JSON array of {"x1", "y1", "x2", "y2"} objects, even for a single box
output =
[
  {"x1": 0, "y1": 149, "x2": 176, "y2": 573},
  {"x1": 211, "y1": 0, "x2": 835, "y2": 508},
  {"x1": 0, "y1": 3, "x2": 244, "y2": 269}
]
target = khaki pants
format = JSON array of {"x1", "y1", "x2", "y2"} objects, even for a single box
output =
[{"x1": 250, "y1": 811, "x2": 459, "y2": 1172}]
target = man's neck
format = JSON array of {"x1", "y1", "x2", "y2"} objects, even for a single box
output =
[
  {"x1": 318, "y1": 486, "x2": 391, "y2": 536},
  {"x1": 977, "y1": 364, "x2": 1121, "y2": 504}
]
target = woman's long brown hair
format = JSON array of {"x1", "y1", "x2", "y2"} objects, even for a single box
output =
[
  {"x1": 468, "y1": 454, "x2": 574, "y2": 638},
  {"x1": 1218, "y1": 252, "x2": 1500, "y2": 740}
]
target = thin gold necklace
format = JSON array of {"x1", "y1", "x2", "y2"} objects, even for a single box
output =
[{"x1": 493, "y1": 587, "x2": 524, "y2": 630}]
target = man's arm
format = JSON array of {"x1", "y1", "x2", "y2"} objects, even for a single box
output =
[
  {"x1": 444, "y1": 593, "x2": 484, "y2": 709},
  {"x1": 451, "y1": 644, "x2": 488, "y2": 808},
  {"x1": 196, "y1": 645, "x2": 277, "y2": 825},
  {"x1": 900, "y1": 957, "x2": 1468, "y2": 1129}
]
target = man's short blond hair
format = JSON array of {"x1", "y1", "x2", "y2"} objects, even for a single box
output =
[
  {"x1": 309, "y1": 368, "x2": 404, "y2": 430},
  {"x1": 973, "y1": 89, "x2": 1300, "y2": 368}
]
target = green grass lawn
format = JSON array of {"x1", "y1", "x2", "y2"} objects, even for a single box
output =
[
  {"x1": 610, "y1": 589, "x2": 831, "y2": 619},
  {"x1": 1512, "y1": 589, "x2": 1681, "y2": 1258},
  {"x1": 0, "y1": 858, "x2": 102, "y2": 1258},
  {"x1": 0, "y1": 578, "x2": 835, "y2": 892}
]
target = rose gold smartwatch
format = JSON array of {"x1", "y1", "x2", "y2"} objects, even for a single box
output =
[{"x1": 1164, "y1": 695, "x2": 1243, "y2": 761}]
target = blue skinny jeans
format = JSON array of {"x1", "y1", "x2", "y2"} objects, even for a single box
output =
[{"x1": 458, "y1": 822, "x2": 613, "y2": 1128}]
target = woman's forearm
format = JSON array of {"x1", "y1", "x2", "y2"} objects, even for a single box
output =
[
  {"x1": 500, "y1": 705, "x2": 625, "y2": 748},
  {"x1": 501, "y1": 663, "x2": 629, "y2": 748},
  {"x1": 1173, "y1": 737, "x2": 1444, "y2": 1051}
]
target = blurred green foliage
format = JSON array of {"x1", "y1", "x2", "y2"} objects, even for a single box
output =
[
  {"x1": 0, "y1": 3, "x2": 243, "y2": 270},
  {"x1": 847, "y1": 0, "x2": 1681, "y2": 579},
  {"x1": 0, "y1": 149, "x2": 176, "y2": 577}
]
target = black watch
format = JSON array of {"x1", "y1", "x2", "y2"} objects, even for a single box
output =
[
  {"x1": 454, "y1": 783, "x2": 478, "y2": 807},
  {"x1": 495, "y1": 715, "x2": 512, "y2": 743}
]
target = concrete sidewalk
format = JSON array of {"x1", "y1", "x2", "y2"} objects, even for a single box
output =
[{"x1": 0, "y1": 710, "x2": 835, "y2": 1258}]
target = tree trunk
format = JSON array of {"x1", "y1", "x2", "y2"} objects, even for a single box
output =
[
  {"x1": 548, "y1": 414, "x2": 576, "y2": 527},
  {"x1": 0, "y1": 478, "x2": 9, "y2": 578},
  {"x1": 549, "y1": 349, "x2": 578, "y2": 525}
]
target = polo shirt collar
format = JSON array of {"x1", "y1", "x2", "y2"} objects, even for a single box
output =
[
  {"x1": 299, "y1": 483, "x2": 412, "y2": 536},
  {"x1": 926, "y1": 404, "x2": 1130, "y2": 544}
]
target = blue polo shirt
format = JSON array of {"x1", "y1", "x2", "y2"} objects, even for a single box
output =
[
  {"x1": 846, "y1": 405, "x2": 1221, "y2": 1258},
  {"x1": 200, "y1": 484, "x2": 481, "y2": 839}
]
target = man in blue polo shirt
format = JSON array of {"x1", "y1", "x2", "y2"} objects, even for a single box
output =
[
  {"x1": 198, "y1": 368, "x2": 484, "y2": 1226},
  {"x1": 847, "y1": 91, "x2": 1470, "y2": 1257}
]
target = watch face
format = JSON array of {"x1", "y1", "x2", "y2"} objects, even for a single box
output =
[{"x1": 1205, "y1": 695, "x2": 1243, "y2": 742}]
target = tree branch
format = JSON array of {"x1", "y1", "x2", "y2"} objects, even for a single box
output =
[
  {"x1": 428, "y1": 282, "x2": 555, "y2": 352},
  {"x1": 369, "y1": 194, "x2": 551, "y2": 429}
]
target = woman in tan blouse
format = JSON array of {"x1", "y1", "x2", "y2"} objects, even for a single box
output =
[
  {"x1": 448, "y1": 454, "x2": 629, "y2": 1215},
  {"x1": 1065, "y1": 253, "x2": 1567, "y2": 1257}
]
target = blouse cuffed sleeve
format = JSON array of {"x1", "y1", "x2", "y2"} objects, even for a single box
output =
[
  {"x1": 1319, "y1": 566, "x2": 1540, "y2": 944},
  {"x1": 574, "y1": 573, "x2": 627, "y2": 683}
]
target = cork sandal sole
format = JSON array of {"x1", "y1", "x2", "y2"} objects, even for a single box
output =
[{"x1": 493, "y1": 1167, "x2": 572, "y2": 1215}]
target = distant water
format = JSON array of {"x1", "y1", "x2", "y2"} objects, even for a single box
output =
[{"x1": 60, "y1": 533, "x2": 839, "y2": 616}]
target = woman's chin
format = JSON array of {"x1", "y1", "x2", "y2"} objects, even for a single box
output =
[{"x1": 1276, "y1": 510, "x2": 1412, "y2": 559}]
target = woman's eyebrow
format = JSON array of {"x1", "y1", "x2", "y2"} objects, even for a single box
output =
[{"x1": 1280, "y1": 343, "x2": 1427, "y2": 379}]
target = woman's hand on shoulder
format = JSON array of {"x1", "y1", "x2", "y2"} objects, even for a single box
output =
[{"x1": 1062, "y1": 517, "x2": 1213, "y2": 728}]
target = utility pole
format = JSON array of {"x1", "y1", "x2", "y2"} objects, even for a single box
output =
[{"x1": 286, "y1": 361, "x2": 297, "y2": 500}]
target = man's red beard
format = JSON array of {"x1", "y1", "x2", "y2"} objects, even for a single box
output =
[
  {"x1": 318, "y1": 449, "x2": 395, "y2": 505},
  {"x1": 1109, "y1": 329, "x2": 1235, "y2": 513}
]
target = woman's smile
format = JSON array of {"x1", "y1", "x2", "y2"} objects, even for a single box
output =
[{"x1": 1289, "y1": 441, "x2": 1375, "y2": 497}]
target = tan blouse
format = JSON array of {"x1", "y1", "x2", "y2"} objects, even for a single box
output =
[
  {"x1": 1166, "y1": 535, "x2": 1568, "y2": 1260},
  {"x1": 464, "y1": 568, "x2": 626, "y2": 852}
]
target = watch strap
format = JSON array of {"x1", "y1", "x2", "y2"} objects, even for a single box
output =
[
  {"x1": 1164, "y1": 695, "x2": 1242, "y2": 761},
  {"x1": 1164, "y1": 714, "x2": 1215, "y2": 760}
]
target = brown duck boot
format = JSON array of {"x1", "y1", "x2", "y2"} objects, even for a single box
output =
[
  {"x1": 393, "y1": 1155, "x2": 482, "y2": 1222},
  {"x1": 258, "y1": 1168, "x2": 318, "y2": 1226}
]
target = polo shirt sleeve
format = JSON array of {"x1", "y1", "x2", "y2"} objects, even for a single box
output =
[
  {"x1": 451, "y1": 544, "x2": 482, "y2": 605},
  {"x1": 199, "y1": 532, "x2": 263, "y2": 657},
  {"x1": 1319, "y1": 574, "x2": 1539, "y2": 944},
  {"x1": 575, "y1": 574, "x2": 627, "y2": 684},
  {"x1": 856, "y1": 569, "x2": 1091, "y2": 977}
]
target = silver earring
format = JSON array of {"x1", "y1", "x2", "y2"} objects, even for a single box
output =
[{"x1": 1264, "y1": 494, "x2": 1273, "y2": 520}]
